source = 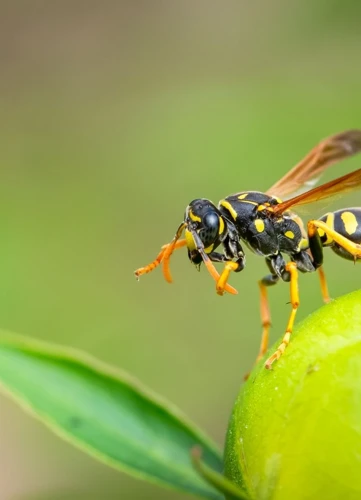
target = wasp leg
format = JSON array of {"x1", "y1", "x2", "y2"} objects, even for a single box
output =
[
  {"x1": 161, "y1": 240, "x2": 187, "y2": 251},
  {"x1": 318, "y1": 266, "x2": 331, "y2": 303},
  {"x1": 256, "y1": 273, "x2": 279, "y2": 363},
  {"x1": 200, "y1": 251, "x2": 240, "y2": 296},
  {"x1": 135, "y1": 246, "x2": 167, "y2": 279},
  {"x1": 308, "y1": 219, "x2": 361, "y2": 260},
  {"x1": 214, "y1": 236, "x2": 245, "y2": 296},
  {"x1": 189, "y1": 231, "x2": 239, "y2": 295},
  {"x1": 265, "y1": 261, "x2": 299, "y2": 369},
  {"x1": 306, "y1": 224, "x2": 330, "y2": 302},
  {"x1": 243, "y1": 255, "x2": 288, "y2": 379},
  {"x1": 215, "y1": 259, "x2": 244, "y2": 296},
  {"x1": 255, "y1": 254, "x2": 290, "y2": 363},
  {"x1": 135, "y1": 239, "x2": 187, "y2": 279},
  {"x1": 307, "y1": 218, "x2": 361, "y2": 303},
  {"x1": 150, "y1": 222, "x2": 186, "y2": 283},
  {"x1": 161, "y1": 239, "x2": 187, "y2": 282},
  {"x1": 203, "y1": 258, "x2": 239, "y2": 295},
  {"x1": 243, "y1": 272, "x2": 279, "y2": 380}
]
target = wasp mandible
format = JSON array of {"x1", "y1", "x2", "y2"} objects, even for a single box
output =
[{"x1": 135, "y1": 130, "x2": 361, "y2": 369}]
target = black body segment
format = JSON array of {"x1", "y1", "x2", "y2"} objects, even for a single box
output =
[
  {"x1": 182, "y1": 194, "x2": 361, "y2": 303},
  {"x1": 318, "y1": 208, "x2": 361, "y2": 261},
  {"x1": 218, "y1": 191, "x2": 310, "y2": 271},
  {"x1": 134, "y1": 129, "x2": 361, "y2": 371},
  {"x1": 182, "y1": 190, "x2": 358, "y2": 288},
  {"x1": 219, "y1": 191, "x2": 280, "y2": 238}
]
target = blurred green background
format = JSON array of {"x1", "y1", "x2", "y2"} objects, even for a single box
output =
[{"x1": 1, "y1": 1, "x2": 361, "y2": 499}]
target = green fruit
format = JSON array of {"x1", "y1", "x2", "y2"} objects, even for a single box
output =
[{"x1": 224, "y1": 290, "x2": 361, "y2": 500}]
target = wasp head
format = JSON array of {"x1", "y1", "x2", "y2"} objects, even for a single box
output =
[{"x1": 184, "y1": 198, "x2": 227, "y2": 266}]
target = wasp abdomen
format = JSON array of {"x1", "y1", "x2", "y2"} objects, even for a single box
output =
[{"x1": 318, "y1": 208, "x2": 361, "y2": 260}]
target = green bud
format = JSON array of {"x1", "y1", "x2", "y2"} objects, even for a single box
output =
[{"x1": 224, "y1": 290, "x2": 361, "y2": 500}]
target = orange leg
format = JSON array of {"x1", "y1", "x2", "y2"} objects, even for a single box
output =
[
  {"x1": 265, "y1": 262, "x2": 299, "y2": 369},
  {"x1": 317, "y1": 266, "x2": 331, "y2": 303},
  {"x1": 161, "y1": 241, "x2": 187, "y2": 250},
  {"x1": 308, "y1": 220, "x2": 361, "y2": 258},
  {"x1": 135, "y1": 234, "x2": 238, "y2": 295},
  {"x1": 160, "y1": 223, "x2": 187, "y2": 283},
  {"x1": 187, "y1": 228, "x2": 239, "y2": 295},
  {"x1": 162, "y1": 239, "x2": 187, "y2": 282},
  {"x1": 309, "y1": 218, "x2": 361, "y2": 303},
  {"x1": 215, "y1": 261, "x2": 239, "y2": 296},
  {"x1": 256, "y1": 281, "x2": 272, "y2": 363},
  {"x1": 135, "y1": 217, "x2": 239, "y2": 295},
  {"x1": 244, "y1": 280, "x2": 273, "y2": 380},
  {"x1": 134, "y1": 239, "x2": 186, "y2": 280},
  {"x1": 200, "y1": 257, "x2": 238, "y2": 296},
  {"x1": 135, "y1": 246, "x2": 167, "y2": 279}
]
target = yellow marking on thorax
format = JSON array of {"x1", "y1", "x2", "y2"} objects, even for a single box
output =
[
  {"x1": 341, "y1": 211, "x2": 358, "y2": 235},
  {"x1": 255, "y1": 219, "x2": 265, "y2": 232},
  {"x1": 238, "y1": 193, "x2": 248, "y2": 200},
  {"x1": 204, "y1": 244, "x2": 214, "y2": 253},
  {"x1": 220, "y1": 200, "x2": 238, "y2": 221},
  {"x1": 219, "y1": 216, "x2": 225, "y2": 235},
  {"x1": 258, "y1": 203, "x2": 274, "y2": 213},
  {"x1": 291, "y1": 213, "x2": 307, "y2": 238},
  {"x1": 185, "y1": 229, "x2": 196, "y2": 250},
  {"x1": 239, "y1": 200, "x2": 258, "y2": 206},
  {"x1": 318, "y1": 213, "x2": 334, "y2": 245},
  {"x1": 285, "y1": 230, "x2": 295, "y2": 239},
  {"x1": 189, "y1": 209, "x2": 201, "y2": 222},
  {"x1": 287, "y1": 213, "x2": 308, "y2": 250},
  {"x1": 299, "y1": 237, "x2": 309, "y2": 250}
]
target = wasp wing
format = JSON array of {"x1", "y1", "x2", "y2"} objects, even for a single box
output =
[
  {"x1": 266, "y1": 129, "x2": 361, "y2": 199},
  {"x1": 272, "y1": 167, "x2": 361, "y2": 215}
]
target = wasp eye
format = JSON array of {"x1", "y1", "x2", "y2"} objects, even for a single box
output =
[
  {"x1": 203, "y1": 211, "x2": 219, "y2": 230},
  {"x1": 199, "y1": 211, "x2": 220, "y2": 246}
]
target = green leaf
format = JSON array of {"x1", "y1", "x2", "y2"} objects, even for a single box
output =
[
  {"x1": 0, "y1": 332, "x2": 223, "y2": 500},
  {"x1": 224, "y1": 289, "x2": 361, "y2": 500}
]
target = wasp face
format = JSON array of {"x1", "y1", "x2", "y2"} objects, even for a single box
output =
[{"x1": 184, "y1": 198, "x2": 226, "y2": 265}]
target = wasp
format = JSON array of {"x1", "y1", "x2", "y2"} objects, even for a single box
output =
[{"x1": 135, "y1": 130, "x2": 361, "y2": 369}]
